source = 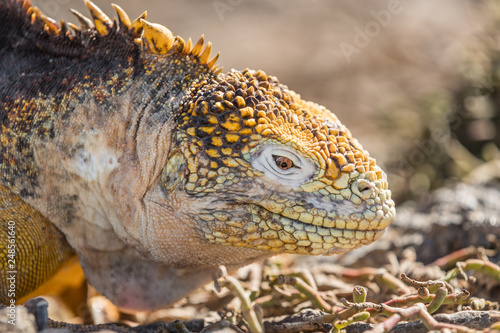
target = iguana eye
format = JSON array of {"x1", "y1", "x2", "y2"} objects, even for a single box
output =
[
  {"x1": 274, "y1": 155, "x2": 295, "y2": 170},
  {"x1": 251, "y1": 145, "x2": 316, "y2": 184}
]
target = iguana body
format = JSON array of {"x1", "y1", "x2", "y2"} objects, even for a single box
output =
[{"x1": 0, "y1": 0, "x2": 395, "y2": 310}]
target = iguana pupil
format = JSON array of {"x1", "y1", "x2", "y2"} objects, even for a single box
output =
[{"x1": 275, "y1": 156, "x2": 294, "y2": 170}]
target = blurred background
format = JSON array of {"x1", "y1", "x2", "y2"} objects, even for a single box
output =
[{"x1": 33, "y1": 0, "x2": 500, "y2": 203}]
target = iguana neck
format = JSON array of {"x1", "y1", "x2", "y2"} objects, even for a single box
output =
[{"x1": 0, "y1": 48, "x2": 214, "y2": 199}]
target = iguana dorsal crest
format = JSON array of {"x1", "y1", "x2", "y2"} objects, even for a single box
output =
[{"x1": 5, "y1": 0, "x2": 221, "y2": 73}]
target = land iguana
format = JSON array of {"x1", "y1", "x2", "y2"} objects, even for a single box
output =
[{"x1": 0, "y1": 0, "x2": 396, "y2": 311}]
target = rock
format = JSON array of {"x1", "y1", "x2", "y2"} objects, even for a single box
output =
[{"x1": 0, "y1": 305, "x2": 37, "y2": 333}]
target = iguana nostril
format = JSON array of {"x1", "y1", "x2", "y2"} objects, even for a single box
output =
[
  {"x1": 356, "y1": 179, "x2": 374, "y2": 199},
  {"x1": 359, "y1": 185, "x2": 370, "y2": 192}
]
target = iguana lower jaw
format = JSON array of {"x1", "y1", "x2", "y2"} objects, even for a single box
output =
[{"x1": 193, "y1": 184, "x2": 394, "y2": 257}]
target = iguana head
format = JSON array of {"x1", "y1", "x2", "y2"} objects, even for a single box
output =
[{"x1": 170, "y1": 69, "x2": 395, "y2": 257}]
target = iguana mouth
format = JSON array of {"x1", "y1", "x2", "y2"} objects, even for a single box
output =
[
  {"x1": 254, "y1": 195, "x2": 394, "y2": 231},
  {"x1": 196, "y1": 193, "x2": 395, "y2": 256}
]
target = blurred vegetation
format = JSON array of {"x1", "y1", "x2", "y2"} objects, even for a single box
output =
[{"x1": 383, "y1": 0, "x2": 500, "y2": 202}]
